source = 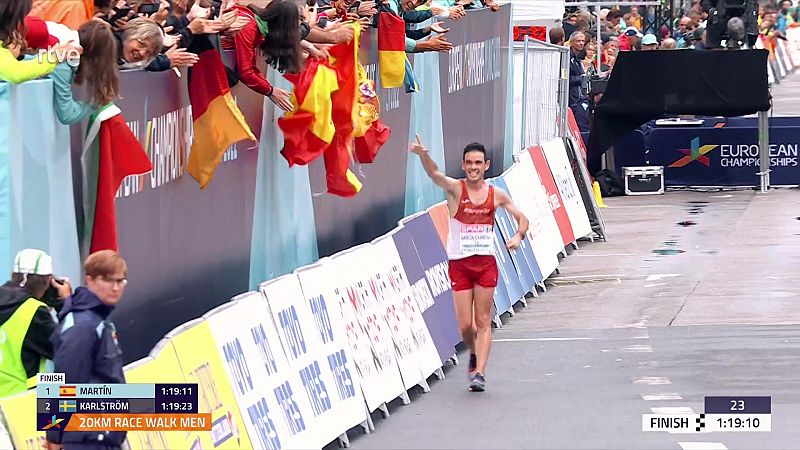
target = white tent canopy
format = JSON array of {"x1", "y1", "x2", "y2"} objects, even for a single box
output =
[{"x1": 503, "y1": 0, "x2": 566, "y2": 23}]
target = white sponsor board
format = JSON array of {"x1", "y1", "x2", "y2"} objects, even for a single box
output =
[
  {"x1": 204, "y1": 293, "x2": 313, "y2": 450},
  {"x1": 540, "y1": 138, "x2": 593, "y2": 240},
  {"x1": 503, "y1": 155, "x2": 559, "y2": 279},
  {"x1": 371, "y1": 233, "x2": 444, "y2": 381}
]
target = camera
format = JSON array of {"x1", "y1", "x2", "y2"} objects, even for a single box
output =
[
  {"x1": 40, "y1": 278, "x2": 67, "y2": 311},
  {"x1": 705, "y1": 0, "x2": 759, "y2": 49}
]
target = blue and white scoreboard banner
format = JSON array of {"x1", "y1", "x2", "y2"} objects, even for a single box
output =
[{"x1": 643, "y1": 396, "x2": 772, "y2": 433}]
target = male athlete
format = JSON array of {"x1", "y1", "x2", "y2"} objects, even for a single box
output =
[{"x1": 410, "y1": 136, "x2": 529, "y2": 392}]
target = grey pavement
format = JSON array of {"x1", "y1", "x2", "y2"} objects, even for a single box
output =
[
  {"x1": 771, "y1": 70, "x2": 800, "y2": 116},
  {"x1": 339, "y1": 189, "x2": 800, "y2": 450}
]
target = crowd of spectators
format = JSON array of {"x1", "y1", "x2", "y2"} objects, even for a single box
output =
[
  {"x1": 1, "y1": 0, "x2": 500, "y2": 115},
  {"x1": 553, "y1": 0, "x2": 800, "y2": 132}
]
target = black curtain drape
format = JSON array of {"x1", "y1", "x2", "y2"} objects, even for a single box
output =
[{"x1": 587, "y1": 49, "x2": 771, "y2": 174}]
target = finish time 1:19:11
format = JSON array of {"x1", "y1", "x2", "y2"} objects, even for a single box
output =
[{"x1": 159, "y1": 386, "x2": 193, "y2": 396}]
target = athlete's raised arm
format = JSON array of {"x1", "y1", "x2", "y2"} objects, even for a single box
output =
[
  {"x1": 409, "y1": 134, "x2": 460, "y2": 195},
  {"x1": 495, "y1": 188, "x2": 529, "y2": 250}
]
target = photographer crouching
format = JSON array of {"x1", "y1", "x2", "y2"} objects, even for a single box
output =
[{"x1": 0, "y1": 249, "x2": 72, "y2": 397}]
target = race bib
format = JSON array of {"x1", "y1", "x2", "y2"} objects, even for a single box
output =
[{"x1": 459, "y1": 224, "x2": 494, "y2": 255}]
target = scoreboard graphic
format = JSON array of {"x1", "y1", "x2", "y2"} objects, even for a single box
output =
[
  {"x1": 36, "y1": 373, "x2": 211, "y2": 432},
  {"x1": 643, "y1": 396, "x2": 772, "y2": 433}
]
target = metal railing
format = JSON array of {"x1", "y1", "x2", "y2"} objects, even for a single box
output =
[{"x1": 518, "y1": 36, "x2": 570, "y2": 150}]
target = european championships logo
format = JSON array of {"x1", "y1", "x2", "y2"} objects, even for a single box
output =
[
  {"x1": 669, "y1": 137, "x2": 719, "y2": 168},
  {"x1": 42, "y1": 415, "x2": 65, "y2": 430}
]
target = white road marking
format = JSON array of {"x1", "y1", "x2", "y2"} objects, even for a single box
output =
[
  {"x1": 493, "y1": 337, "x2": 597, "y2": 342},
  {"x1": 633, "y1": 376, "x2": 671, "y2": 385},
  {"x1": 678, "y1": 443, "x2": 727, "y2": 450},
  {"x1": 645, "y1": 283, "x2": 668, "y2": 288},
  {"x1": 624, "y1": 345, "x2": 654, "y2": 353},
  {"x1": 575, "y1": 253, "x2": 636, "y2": 257},
  {"x1": 646, "y1": 273, "x2": 681, "y2": 281},
  {"x1": 651, "y1": 406, "x2": 694, "y2": 414},
  {"x1": 642, "y1": 393, "x2": 683, "y2": 401}
]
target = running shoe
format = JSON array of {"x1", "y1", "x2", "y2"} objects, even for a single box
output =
[{"x1": 469, "y1": 373, "x2": 486, "y2": 392}]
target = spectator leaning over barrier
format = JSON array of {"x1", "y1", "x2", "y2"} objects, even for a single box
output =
[
  {"x1": 0, "y1": 249, "x2": 72, "y2": 398},
  {"x1": 115, "y1": 17, "x2": 185, "y2": 70},
  {"x1": 50, "y1": 20, "x2": 121, "y2": 125},
  {"x1": 386, "y1": 0, "x2": 453, "y2": 53},
  {"x1": 400, "y1": 3, "x2": 451, "y2": 42},
  {"x1": 0, "y1": 0, "x2": 82, "y2": 84},
  {"x1": 221, "y1": 0, "x2": 356, "y2": 112},
  {"x1": 46, "y1": 250, "x2": 129, "y2": 450},
  {"x1": 568, "y1": 30, "x2": 586, "y2": 107}
]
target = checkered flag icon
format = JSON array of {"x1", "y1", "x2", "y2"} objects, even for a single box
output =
[{"x1": 696, "y1": 413, "x2": 706, "y2": 432}]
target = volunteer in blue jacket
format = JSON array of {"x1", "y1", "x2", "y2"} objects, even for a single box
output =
[{"x1": 46, "y1": 250, "x2": 129, "y2": 450}]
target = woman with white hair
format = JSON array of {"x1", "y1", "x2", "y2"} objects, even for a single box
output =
[{"x1": 115, "y1": 17, "x2": 199, "y2": 70}]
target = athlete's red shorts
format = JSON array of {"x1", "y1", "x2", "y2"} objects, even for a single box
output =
[{"x1": 448, "y1": 255, "x2": 498, "y2": 291}]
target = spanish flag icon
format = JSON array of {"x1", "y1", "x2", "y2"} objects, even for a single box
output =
[
  {"x1": 59, "y1": 385, "x2": 76, "y2": 397},
  {"x1": 59, "y1": 400, "x2": 76, "y2": 412}
]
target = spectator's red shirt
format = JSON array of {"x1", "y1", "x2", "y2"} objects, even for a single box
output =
[{"x1": 221, "y1": 5, "x2": 274, "y2": 97}]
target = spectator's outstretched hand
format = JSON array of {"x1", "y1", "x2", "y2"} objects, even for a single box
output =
[
  {"x1": 163, "y1": 33, "x2": 180, "y2": 48},
  {"x1": 188, "y1": 18, "x2": 225, "y2": 34},
  {"x1": 269, "y1": 87, "x2": 294, "y2": 112},
  {"x1": 430, "y1": 22, "x2": 449, "y2": 34},
  {"x1": 449, "y1": 6, "x2": 466, "y2": 20},
  {"x1": 428, "y1": 34, "x2": 453, "y2": 52},
  {"x1": 151, "y1": 0, "x2": 171, "y2": 25},
  {"x1": 357, "y1": 1, "x2": 377, "y2": 17},
  {"x1": 7, "y1": 42, "x2": 20, "y2": 58},
  {"x1": 333, "y1": 26, "x2": 356, "y2": 43},
  {"x1": 165, "y1": 44, "x2": 199, "y2": 68},
  {"x1": 358, "y1": 16, "x2": 372, "y2": 31},
  {"x1": 189, "y1": 2, "x2": 212, "y2": 21},
  {"x1": 307, "y1": 43, "x2": 331, "y2": 61}
]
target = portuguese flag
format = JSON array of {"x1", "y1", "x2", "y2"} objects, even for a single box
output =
[
  {"x1": 81, "y1": 104, "x2": 152, "y2": 255},
  {"x1": 187, "y1": 46, "x2": 256, "y2": 188}
]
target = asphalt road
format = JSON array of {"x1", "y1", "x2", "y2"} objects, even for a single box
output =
[{"x1": 337, "y1": 189, "x2": 800, "y2": 450}]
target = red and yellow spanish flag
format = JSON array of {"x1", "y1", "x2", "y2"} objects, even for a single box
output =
[
  {"x1": 353, "y1": 63, "x2": 390, "y2": 163},
  {"x1": 280, "y1": 23, "x2": 378, "y2": 197},
  {"x1": 187, "y1": 48, "x2": 256, "y2": 189},
  {"x1": 278, "y1": 58, "x2": 339, "y2": 166},
  {"x1": 378, "y1": 11, "x2": 407, "y2": 89},
  {"x1": 326, "y1": 23, "x2": 362, "y2": 196}
]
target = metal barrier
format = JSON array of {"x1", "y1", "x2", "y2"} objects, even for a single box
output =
[{"x1": 516, "y1": 37, "x2": 570, "y2": 151}]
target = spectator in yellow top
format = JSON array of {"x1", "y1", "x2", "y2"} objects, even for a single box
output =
[{"x1": 0, "y1": 0, "x2": 82, "y2": 84}]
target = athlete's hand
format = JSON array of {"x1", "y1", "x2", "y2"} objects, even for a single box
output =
[
  {"x1": 506, "y1": 234, "x2": 522, "y2": 251},
  {"x1": 410, "y1": 134, "x2": 428, "y2": 156}
]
